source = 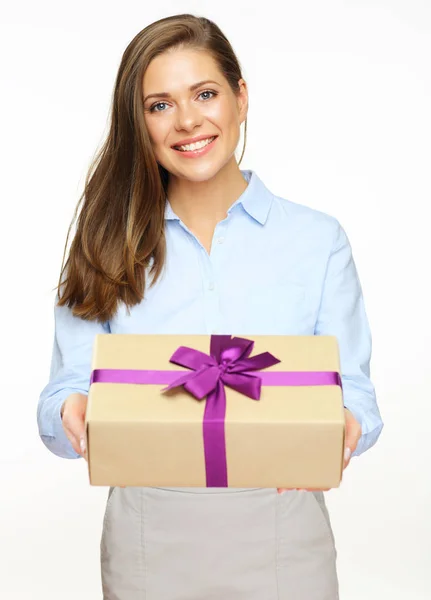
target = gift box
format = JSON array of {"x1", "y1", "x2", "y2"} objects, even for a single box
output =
[{"x1": 84, "y1": 334, "x2": 345, "y2": 489}]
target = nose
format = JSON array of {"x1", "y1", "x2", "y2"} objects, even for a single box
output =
[{"x1": 174, "y1": 101, "x2": 203, "y2": 132}]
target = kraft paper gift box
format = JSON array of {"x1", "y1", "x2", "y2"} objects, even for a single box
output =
[{"x1": 85, "y1": 334, "x2": 345, "y2": 489}]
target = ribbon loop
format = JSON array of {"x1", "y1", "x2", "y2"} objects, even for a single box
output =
[
  {"x1": 221, "y1": 371, "x2": 262, "y2": 400},
  {"x1": 169, "y1": 346, "x2": 216, "y2": 371}
]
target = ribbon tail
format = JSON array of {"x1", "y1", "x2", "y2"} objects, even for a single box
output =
[
  {"x1": 162, "y1": 370, "x2": 196, "y2": 393},
  {"x1": 203, "y1": 379, "x2": 228, "y2": 487}
]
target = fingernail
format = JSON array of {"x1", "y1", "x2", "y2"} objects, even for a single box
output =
[
  {"x1": 344, "y1": 447, "x2": 351, "y2": 462},
  {"x1": 80, "y1": 438, "x2": 86, "y2": 454}
]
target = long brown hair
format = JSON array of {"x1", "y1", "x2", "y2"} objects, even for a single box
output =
[{"x1": 55, "y1": 13, "x2": 248, "y2": 323}]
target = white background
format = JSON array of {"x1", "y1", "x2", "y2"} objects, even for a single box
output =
[{"x1": 1, "y1": 1, "x2": 430, "y2": 598}]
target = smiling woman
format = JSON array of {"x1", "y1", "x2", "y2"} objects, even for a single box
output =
[{"x1": 38, "y1": 11, "x2": 383, "y2": 600}]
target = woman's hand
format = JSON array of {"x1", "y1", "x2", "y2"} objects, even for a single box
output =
[
  {"x1": 61, "y1": 393, "x2": 88, "y2": 460},
  {"x1": 61, "y1": 394, "x2": 128, "y2": 487},
  {"x1": 277, "y1": 407, "x2": 362, "y2": 494},
  {"x1": 61, "y1": 394, "x2": 127, "y2": 488}
]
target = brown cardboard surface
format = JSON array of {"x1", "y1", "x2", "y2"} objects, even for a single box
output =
[{"x1": 85, "y1": 335, "x2": 345, "y2": 488}]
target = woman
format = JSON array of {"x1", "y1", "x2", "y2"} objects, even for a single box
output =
[{"x1": 37, "y1": 13, "x2": 384, "y2": 600}]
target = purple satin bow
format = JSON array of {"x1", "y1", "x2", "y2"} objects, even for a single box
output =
[{"x1": 163, "y1": 335, "x2": 281, "y2": 486}]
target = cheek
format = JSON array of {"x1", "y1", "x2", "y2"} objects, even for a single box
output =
[
  {"x1": 223, "y1": 113, "x2": 241, "y2": 149},
  {"x1": 144, "y1": 117, "x2": 168, "y2": 149},
  {"x1": 206, "y1": 101, "x2": 240, "y2": 143}
]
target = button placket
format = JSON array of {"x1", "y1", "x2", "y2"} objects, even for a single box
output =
[
  {"x1": 204, "y1": 277, "x2": 220, "y2": 333},
  {"x1": 200, "y1": 218, "x2": 230, "y2": 334},
  {"x1": 172, "y1": 219, "x2": 224, "y2": 334}
]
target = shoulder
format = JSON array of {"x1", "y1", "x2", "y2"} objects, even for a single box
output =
[
  {"x1": 273, "y1": 193, "x2": 339, "y2": 228},
  {"x1": 270, "y1": 192, "x2": 342, "y2": 243}
]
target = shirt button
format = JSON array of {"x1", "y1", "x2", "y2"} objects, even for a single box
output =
[
  {"x1": 216, "y1": 237, "x2": 225, "y2": 244},
  {"x1": 208, "y1": 282, "x2": 215, "y2": 291}
]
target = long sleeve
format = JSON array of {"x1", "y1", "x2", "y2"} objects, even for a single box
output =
[
  {"x1": 37, "y1": 297, "x2": 110, "y2": 459},
  {"x1": 314, "y1": 220, "x2": 384, "y2": 457}
]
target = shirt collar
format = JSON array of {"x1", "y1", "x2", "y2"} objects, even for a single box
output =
[
  {"x1": 164, "y1": 169, "x2": 273, "y2": 225},
  {"x1": 164, "y1": 200, "x2": 178, "y2": 221}
]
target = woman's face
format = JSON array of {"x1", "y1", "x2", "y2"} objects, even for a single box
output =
[{"x1": 142, "y1": 48, "x2": 248, "y2": 182}]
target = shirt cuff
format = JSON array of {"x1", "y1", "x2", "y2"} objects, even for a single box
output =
[
  {"x1": 343, "y1": 401, "x2": 384, "y2": 457},
  {"x1": 39, "y1": 394, "x2": 81, "y2": 459}
]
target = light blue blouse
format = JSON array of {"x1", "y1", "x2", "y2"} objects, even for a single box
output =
[{"x1": 37, "y1": 169, "x2": 383, "y2": 460}]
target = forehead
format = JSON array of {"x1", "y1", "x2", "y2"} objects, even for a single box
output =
[{"x1": 142, "y1": 48, "x2": 223, "y2": 92}]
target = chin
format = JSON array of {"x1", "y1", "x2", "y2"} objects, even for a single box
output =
[
  {"x1": 166, "y1": 149, "x2": 238, "y2": 182},
  {"x1": 163, "y1": 160, "x2": 226, "y2": 183}
]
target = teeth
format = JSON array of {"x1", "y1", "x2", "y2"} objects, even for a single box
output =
[{"x1": 175, "y1": 136, "x2": 215, "y2": 152}]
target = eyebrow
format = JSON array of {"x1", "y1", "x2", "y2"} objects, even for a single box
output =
[{"x1": 143, "y1": 80, "x2": 221, "y2": 103}]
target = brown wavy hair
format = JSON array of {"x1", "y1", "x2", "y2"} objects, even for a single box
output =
[{"x1": 55, "y1": 13, "x2": 248, "y2": 323}]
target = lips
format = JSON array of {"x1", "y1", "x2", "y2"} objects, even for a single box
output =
[
  {"x1": 173, "y1": 136, "x2": 217, "y2": 152},
  {"x1": 171, "y1": 135, "x2": 218, "y2": 158},
  {"x1": 171, "y1": 135, "x2": 218, "y2": 149}
]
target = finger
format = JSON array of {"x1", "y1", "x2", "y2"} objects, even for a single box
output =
[
  {"x1": 344, "y1": 414, "x2": 361, "y2": 455},
  {"x1": 64, "y1": 413, "x2": 86, "y2": 444},
  {"x1": 63, "y1": 427, "x2": 83, "y2": 457},
  {"x1": 344, "y1": 410, "x2": 361, "y2": 470},
  {"x1": 343, "y1": 446, "x2": 352, "y2": 469},
  {"x1": 63, "y1": 414, "x2": 86, "y2": 455},
  {"x1": 345, "y1": 427, "x2": 360, "y2": 454},
  {"x1": 63, "y1": 424, "x2": 87, "y2": 459}
]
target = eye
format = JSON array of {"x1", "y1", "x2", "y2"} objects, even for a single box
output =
[
  {"x1": 149, "y1": 101, "x2": 168, "y2": 113},
  {"x1": 148, "y1": 90, "x2": 217, "y2": 113},
  {"x1": 199, "y1": 90, "x2": 217, "y2": 101}
]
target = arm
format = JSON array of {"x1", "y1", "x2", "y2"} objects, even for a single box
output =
[
  {"x1": 37, "y1": 297, "x2": 110, "y2": 459},
  {"x1": 314, "y1": 220, "x2": 384, "y2": 457}
]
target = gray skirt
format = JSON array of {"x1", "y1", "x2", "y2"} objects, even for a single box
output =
[{"x1": 100, "y1": 486, "x2": 339, "y2": 600}]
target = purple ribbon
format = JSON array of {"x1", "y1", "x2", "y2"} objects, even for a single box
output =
[{"x1": 90, "y1": 335, "x2": 342, "y2": 487}]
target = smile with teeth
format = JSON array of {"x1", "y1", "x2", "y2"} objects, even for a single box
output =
[{"x1": 173, "y1": 136, "x2": 217, "y2": 152}]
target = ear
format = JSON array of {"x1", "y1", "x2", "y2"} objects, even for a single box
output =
[{"x1": 237, "y1": 78, "x2": 248, "y2": 124}]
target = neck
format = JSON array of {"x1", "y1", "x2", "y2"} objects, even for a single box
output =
[{"x1": 166, "y1": 159, "x2": 249, "y2": 228}]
